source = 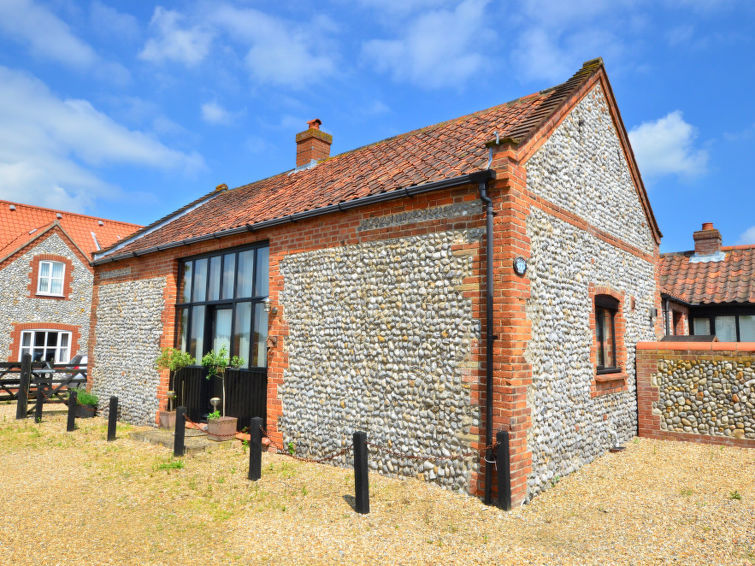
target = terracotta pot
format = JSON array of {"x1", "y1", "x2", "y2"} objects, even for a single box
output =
[
  {"x1": 207, "y1": 416, "x2": 237, "y2": 441},
  {"x1": 159, "y1": 410, "x2": 176, "y2": 430},
  {"x1": 75, "y1": 405, "x2": 96, "y2": 418}
]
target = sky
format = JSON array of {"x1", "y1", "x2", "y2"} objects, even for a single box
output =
[{"x1": 0, "y1": 0, "x2": 753, "y2": 253}]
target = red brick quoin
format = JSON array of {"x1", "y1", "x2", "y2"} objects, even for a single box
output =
[
  {"x1": 8, "y1": 322, "x2": 81, "y2": 363},
  {"x1": 27, "y1": 254, "x2": 74, "y2": 300}
]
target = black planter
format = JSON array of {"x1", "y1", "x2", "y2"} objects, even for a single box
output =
[{"x1": 75, "y1": 405, "x2": 97, "y2": 418}]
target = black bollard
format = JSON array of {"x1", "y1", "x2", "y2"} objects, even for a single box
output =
[
  {"x1": 107, "y1": 396, "x2": 118, "y2": 441},
  {"x1": 66, "y1": 389, "x2": 77, "y2": 432},
  {"x1": 15, "y1": 353, "x2": 31, "y2": 420},
  {"x1": 34, "y1": 387, "x2": 44, "y2": 423},
  {"x1": 248, "y1": 416, "x2": 263, "y2": 481},
  {"x1": 353, "y1": 431, "x2": 369, "y2": 514},
  {"x1": 496, "y1": 430, "x2": 512, "y2": 511},
  {"x1": 173, "y1": 406, "x2": 186, "y2": 457}
]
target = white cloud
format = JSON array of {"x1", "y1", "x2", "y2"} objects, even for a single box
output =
[
  {"x1": 355, "y1": 0, "x2": 452, "y2": 16},
  {"x1": 738, "y1": 226, "x2": 755, "y2": 245},
  {"x1": 140, "y1": 6, "x2": 212, "y2": 66},
  {"x1": 201, "y1": 101, "x2": 242, "y2": 125},
  {"x1": 508, "y1": 0, "x2": 637, "y2": 83},
  {"x1": 90, "y1": 1, "x2": 140, "y2": 42},
  {"x1": 0, "y1": 0, "x2": 130, "y2": 84},
  {"x1": 210, "y1": 5, "x2": 337, "y2": 87},
  {"x1": 628, "y1": 111, "x2": 708, "y2": 180},
  {"x1": 0, "y1": 0, "x2": 97, "y2": 68},
  {"x1": 0, "y1": 66, "x2": 203, "y2": 212},
  {"x1": 362, "y1": 0, "x2": 493, "y2": 88}
]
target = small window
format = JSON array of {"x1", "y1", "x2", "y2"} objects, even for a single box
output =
[
  {"x1": 37, "y1": 260, "x2": 65, "y2": 296},
  {"x1": 595, "y1": 295, "x2": 619, "y2": 374},
  {"x1": 20, "y1": 330, "x2": 71, "y2": 363},
  {"x1": 692, "y1": 317, "x2": 711, "y2": 335}
]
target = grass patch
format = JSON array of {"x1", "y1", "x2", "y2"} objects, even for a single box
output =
[{"x1": 155, "y1": 458, "x2": 184, "y2": 471}]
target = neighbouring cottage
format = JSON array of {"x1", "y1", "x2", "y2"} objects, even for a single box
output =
[
  {"x1": 660, "y1": 222, "x2": 755, "y2": 341},
  {"x1": 90, "y1": 58, "x2": 663, "y2": 505},
  {"x1": 0, "y1": 201, "x2": 140, "y2": 366}
]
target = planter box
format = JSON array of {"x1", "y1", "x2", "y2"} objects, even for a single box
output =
[
  {"x1": 75, "y1": 405, "x2": 96, "y2": 418},
  {"x1": 207, "y1": 416, "x2": 237, "y2": 441},
  {"x1": 159, "y1": 410, "x2": 176, "y2": 430}
]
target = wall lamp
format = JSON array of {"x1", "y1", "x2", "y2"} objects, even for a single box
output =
[{"x1": 263, "y1": 297, "x2": 278, "y2": 315}]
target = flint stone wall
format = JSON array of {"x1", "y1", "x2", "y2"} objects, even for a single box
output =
[
  {"x1": 526, "y1": 83, "x2": 654, "y2": 253},
  {"x1": 654, "y1": 357, "x2": 755, "y2": 439},
  {"x1": 91, "y1": 277, "x2": 166, "y2": 424},
  {"x1": 523, "y1": 82, "x2": 658, "y2": 500},
  {"x1": 0, "y1": 234, "x2": 92, "y2": 358},
  {"x1": 279, "y1": 228, "x2": 482, "y2": 491}
]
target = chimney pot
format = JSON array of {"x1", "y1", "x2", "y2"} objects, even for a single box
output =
[
  {"x1": 295, "y1": 119, "x2": 332, "y2": 168},
  {"x1": 693, "y1": 222, "x2": 722, "y2": 256}
]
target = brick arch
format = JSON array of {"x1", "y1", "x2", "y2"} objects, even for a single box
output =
[
  {"x1": 8, "y1": 322, "x2": 81, "y2": 363},
  {"x1": 588, "y1": 284, "x2": 628, "y2": 397}
]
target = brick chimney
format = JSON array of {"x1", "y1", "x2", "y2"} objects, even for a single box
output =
[
  {"x1": 295, "y1": 119, "x2": 332, "y2": 168},
  {"x1": 693, "y1": 222, "x2": 722, "y2": 255}
]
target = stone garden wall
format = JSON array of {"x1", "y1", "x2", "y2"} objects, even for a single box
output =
[{"x1": 637, "y1": 343, "x2": 755, "y2": 448}]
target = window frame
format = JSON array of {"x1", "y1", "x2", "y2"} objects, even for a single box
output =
[
  {"x1": 691, "y1": 309, "x2": 755, "y2": 342},
  {"x1": 175, "y1": 242, "x2": 269, "y2": 369},
  {"x1": 36, "y1": 260, "x2": 66, "y2": 297},
  {"x1": 595, "y1": 294, "x2": 620, "y2": 374},
  {"x1": 19, "y1": 329, "x2": 72, "y2": 364}
]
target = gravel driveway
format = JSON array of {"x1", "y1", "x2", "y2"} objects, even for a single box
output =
[{"x1": 0, "y1": 403, "x2": 752, "y2": 565}]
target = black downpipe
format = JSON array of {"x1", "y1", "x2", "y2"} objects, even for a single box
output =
[{"x1": 479, "y1": 179, "x2": 495, "y2": 505}]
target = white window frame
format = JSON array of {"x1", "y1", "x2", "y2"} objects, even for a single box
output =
[
  {"x1": 36, "y1": 260, "x2": 66, "y2": 296},
  {"x1": 19, "y1": 330, "x2": 72, "y2": 364}
]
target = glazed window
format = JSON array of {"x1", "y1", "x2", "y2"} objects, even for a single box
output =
[
  {"x1": 176, "y1": 244, "x2": 269, "y2": 369},
  {"x1": 692, "y1": 314, "x2": 755, "y2": 342},
  {"x1": 20, "y1": 330, "x2": 71, "y2": 363},
  {"x1": 37, "y1": 260, "x2": 65, "y2": 296},
  {"x1": 595, "y1": 295, "x2": 620, "y2": 374}
]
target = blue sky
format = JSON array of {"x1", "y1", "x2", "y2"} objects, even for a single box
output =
[{"x1": 0, "y1": 0, "x2": 753, "y2": 252}]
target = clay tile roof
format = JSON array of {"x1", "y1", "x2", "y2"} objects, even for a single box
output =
[
  {"x1": 659, "y1": 245, "x2": 755, "y2": 305},
  {"x1": 97, "y1": 59, "x2": 606, "y2": 261},
  {"x1": 0, "y1": 201, "x2": 142, "y2": 261}
]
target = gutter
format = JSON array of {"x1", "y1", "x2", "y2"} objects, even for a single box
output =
[{"x1": 93, "y1": 171, "x2": 494, "y2": 265}]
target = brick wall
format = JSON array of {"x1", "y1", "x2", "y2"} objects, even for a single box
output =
[{"x1": 637, "y1": 342, "x2": 755, "y2": 448}]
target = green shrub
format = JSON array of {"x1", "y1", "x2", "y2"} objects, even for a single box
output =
[
  {"x1": 76, "y1": 391, "x2": 98, "y2": 407},
  {"x1": 155, "y1": 347, "x2": 195, "y2": 372}
]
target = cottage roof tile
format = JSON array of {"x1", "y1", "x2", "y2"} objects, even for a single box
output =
[
  {"x1": 97, "y1": 58, "x2": 636, "y2": 260},
  {"x1": 659, "y1": 245, "x2": 755, "y2": 305},
  {"x1": 0, "y1": 201, "x2": 142, "y2": 261}
]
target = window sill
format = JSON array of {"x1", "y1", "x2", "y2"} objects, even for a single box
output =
[
  {"x1": 594, "y1": 371, "x2": 627, "y2": 383},
  {"x1": 35, "y1": 292, "x2": 66, "y2": 299}
]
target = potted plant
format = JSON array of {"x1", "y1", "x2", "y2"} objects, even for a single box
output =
[
  {"x1": 155, "y1": 348, "x2": 195, "y2": 429},
  {"x1": 75, "y1": 390, "x2": 98, "y2": 418},
  {"x1": 202, "y1": 347, "x2": 243, "y2": 441}
]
